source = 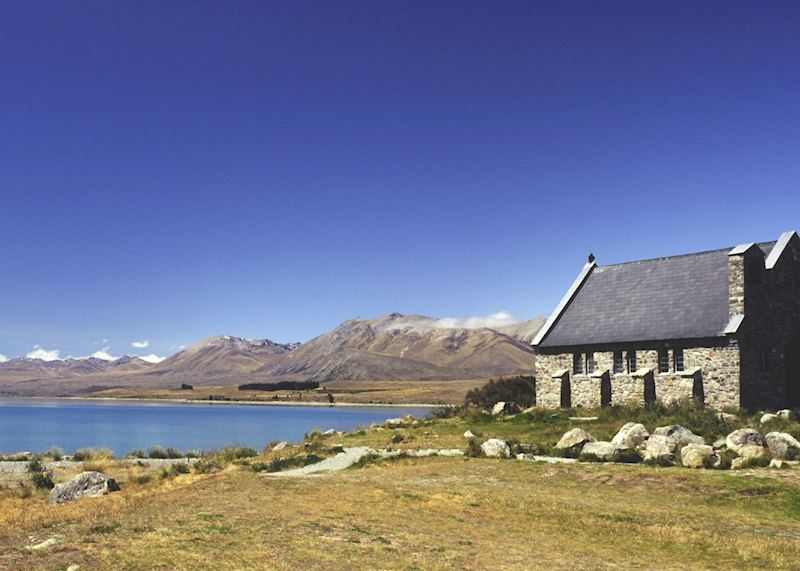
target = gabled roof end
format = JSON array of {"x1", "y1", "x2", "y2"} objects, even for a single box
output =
[{"x1": 532, "y1": 261, "x2": 596, "y2": 347}]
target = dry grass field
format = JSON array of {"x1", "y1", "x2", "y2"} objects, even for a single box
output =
[
  {"x1": 88, "y1": 378, "x2": 486, "y2": 406},
  {"x1": 2, "y1": 457, "x2": 800, "y2": 570},
  {"x1": 2, "y1": 407, "x2": 800, "y2": 570}
]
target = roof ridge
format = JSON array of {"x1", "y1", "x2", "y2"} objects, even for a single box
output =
[{"x1": 599, "y1": 241, "x2": 777, "y2": 269}]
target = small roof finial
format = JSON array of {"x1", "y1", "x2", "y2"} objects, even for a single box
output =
[{"x1": 588, "y1": 253, "x2": 595, "y2": 263}]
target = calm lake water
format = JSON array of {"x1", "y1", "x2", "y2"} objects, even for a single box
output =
[{"x1": 0, "y1": 399, "x2": 431, "y2": 455}]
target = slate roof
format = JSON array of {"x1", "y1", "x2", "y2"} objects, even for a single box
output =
[{"x1": 536, "y1": 242, "x2": 776, "y2": 348}]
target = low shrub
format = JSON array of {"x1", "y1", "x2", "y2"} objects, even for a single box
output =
[
  {"x1": 429, "y1": 405, "x2": 462, "y2": 419},
  {"x1": 465, "y1": 376, "x2": 535, "y2": 409},
  {"x1": 465, "y1": 438, "x2": 483, "y2": 458},
  {"x1": 133, "y1": 474, "x2": 153, "y2": 485},
  {"x1": 257, "y1": 453, "x2": 323, "y2": 473},
  {"x1": 349, "y1": 452, "x2": 382, "y2": 470},
  {"x1": 612, "y1": 448, "x2": 643, "y2": 464},
  {"x1": 219, "y1": 447, "x2": 258, "y2": 462},
  {"x1": 166, "y1": 448, "x2": 183, "y2": 459},
  {"x1": 148, "y1": 446, "x2": 168, "y2": 459},
  {"x1": 552, "y1": 446, "x2": 582, "y2": 459},
  {"x1": 643, "y1": 455, "x2": 674, "y2": 468},
  {"x1": 73, "y1": 448, "x2": 114, "y2": 462},
  {"x1": 715, "y1": 449, "x2": 738, "y2": 470},
  {"x1": 45, "y1": 446, "x2": 64, "y2": 461},
  {"x1": 391, "y1": 433, "x2": 405, "y2": 444},
  {"x1": 126, "y1": 449, "x2": 146, "y2": 459},
  {"x1": 31, "y1": 472, "x2": 55, "y2": 490},
  {"x1": 736, "y1": 455, "x2": 771, "y2": 469},
  {"x1": 172, "y1": 462, "x2": 191, "y2": 474},
  {"x1": 185, "y1": 449, "x2": 202, "y2": 459}
]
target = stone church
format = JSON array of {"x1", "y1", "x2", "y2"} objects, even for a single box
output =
[{"x1": 532, "y1": 231, "x2": 800, "y2": 411}]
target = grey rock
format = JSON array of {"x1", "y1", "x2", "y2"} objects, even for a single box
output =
[
  {"x1": 581, "y1": 441, "x2": 622, "y2": 461},
  {"x1": 777, "y1": 409, "x2": 792, "y2": 420},
  {"x1": 480, "y1": 438, "x2": 511, "y2": 458},
  {"x1": 760, "y1": 413, "x2": 779, "y2": 424},
  {"x1": 738, "y1": 444, "x2": 769, "y2": 461},
  {"x1": 642, "y1": 434, "x2": 675, "y2": 462},
  {"x1": 48, "y1": 471, "x2": 120, "y2": 505},
  {"x1": 463, "y1": 430, "x2": 475, "y2": 438},
  {"x1": 555, "y1": 428, "x2": 595, "y2": 450},
  {"x1": 770, "y1": 459, "x2": 789, "y2": 469},
  {"x1": 680, "y1": 444, "x2": 716, "y2": 469},
  {"x1": 271, "y1": 441, "x2": 289, "y2": 451},
  {"x1": 765, "y1": 432, "x2": 800, "y2": 460},
  {"x1": 611, "y1": 422, "x2": 650, "y2": 448},
  {"x1": 712, "y1": 438, "x2": 726, "y2": 450},
  {"x1": 652, "y1": 425, "x2": 704, "y2": 450},
  {"x1": 726, "y1": 429, "x2": 765, "y2": 454}
]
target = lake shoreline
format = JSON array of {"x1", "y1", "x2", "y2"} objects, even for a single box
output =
[{"x1": 5, "y1": 395, "x2": 441, "y2": 409}]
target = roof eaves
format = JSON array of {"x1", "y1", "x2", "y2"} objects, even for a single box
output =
[
  {"x1": 728, "y1": 243, "x2": 756, "y2": 256},
  {"x1": 532, "y1": 261, "x2": 596, "y2": 347},
  {"x1": 765, "y1": 231, "x2": 798, "y2": 270},
  {"x1": 724, "y1": 313, "x2": 745, "y2": 335}
]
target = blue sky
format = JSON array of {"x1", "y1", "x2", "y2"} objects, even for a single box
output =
[{"x1": 1, "y1": 1, "x2": 799, "y2": 361}]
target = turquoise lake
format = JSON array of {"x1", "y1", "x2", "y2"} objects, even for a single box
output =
[{"x1": 0, "y1": 398, "x2": 430, "y2": 455}]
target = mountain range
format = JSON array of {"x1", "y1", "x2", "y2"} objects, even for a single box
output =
[{"x1": 0, "y1": 313, "x2": 544, "y2": 396}]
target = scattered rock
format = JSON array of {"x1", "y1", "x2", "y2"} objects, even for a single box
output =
[
  {"x1": 581, "y1": 441, "x2": 621, "y2": 461},
  {"x1": 480, "y1": 439, "x2": 511, "y2": 458},
  {"x1": 521, "y1": 406, "x2": 537, "y2": 415},
  {"x1": 680, "y1": 444, "x2": 716, "y2": 469},
  {"x1": 271, "y1": 441, "x2": 289, "y2": 451},
  {"x1": 555, "y1": 428, "x2": 595, "y2": 451},
  {"x1": 760, "y1": 413, "x2": 779, "y2": 424},
  {"x1": 726, "y1": 429, "x2": 765, "y2": 454},
  {"x1": 611, "y1": 422, "x2": 650, "y2": 449},
  {"x1": 321, "y1": 429, "x2": 336, "y2": 437},
  {"x1": 48, "y1": 471, "x2": 120, "y2": 505},
  {"x1": 652, "y1": 425, "x2": 704, "y2": 451},
  {"x1": 463, "y1": 430, "x2": 475, "y2": 438},
  {"x1": 777, "y1": 409, "x2": 792, "y2": 420},
  {"x1": 67, "y1": 565, "x2": 81, "y2": 571},
  {"x1": 712, "y1": 438, "x2": 726, "y2": 450},
  {"x1": 568, "y1": 416, "x2": 599, "y2": 421},
  {"x1": 27, "y1": 537, "x2": 59, "y2": 551},
  {"x1": 491, "y1": 401, "x2": 519, "y2": 415},
  {"x1": 765, "y1": 432, "x2": 800, "y2": 460},
  {"x1": 642, "y1": 434, "x2": 675, "y2": 462},
  {"x1": 384, "y1": 418, "x2": 405, "y2": 428},
  {"x1": 516, "y1": 453, "x2": 536, "y2": 461},
  {"x1": 717, "y1": 412, "x2": 738, "y2": 422}
]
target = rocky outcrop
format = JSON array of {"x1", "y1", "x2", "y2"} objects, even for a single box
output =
[
  {"x1": 680, "y1": 444, "x2": 716, "y2": 469},
  {"x1": 555, "y1": 428, "x2": 595, "y2": 451},
  {"x1": 48, "y1": 471, "x2": 120, "y2": 505},
  {"x1": 611, "y1": 422, "x2": 649, "y2": 449},
  {"x1": 765, "y1": 432, "x2": 800, "y2": 460},
  {"x1": 480, "y1": 439, "x2": 511, "y2": 458},
  {"x1": 725, "y1": 429, "x2": 765, "y2": 454}
]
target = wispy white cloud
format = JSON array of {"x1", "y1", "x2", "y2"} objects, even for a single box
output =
[
  {"x1": 433, "y1": 311, "x2": 521, "y2": 330},
  {"x1": 0, "y1": 354, "x2": 8, "y2": 363},
  {"x1": 90, "y1": 346, "x2": 118, "y2": 361},
  {"x1": 140, "y1": 354, "x2": 166, "y2": 364},
  {"x1": 26, "y1": 345, "x2": 61, "y2": 361},
  {"x1": 131, "y1": 340, "x2": 149, "y2": 349}
]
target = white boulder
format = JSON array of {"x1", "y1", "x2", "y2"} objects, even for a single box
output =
[
  {"x1": 581, "y1": 441, "x2": 621, "y2": 461},
  {"x1": 611, "y1": 422, "x2": 650, "y2": 448},
  {"x1": 463, "y1": 430, "x2": 475, "y2": 438},
  {"x1": 760, "y1": 413, "x2": 779, "y2": 424},
  {"x1": 726, "y1": 429, "x2": 765, "y2": 454},
  {"x1": 555, "y1": 428, "x2": 595, "y2": 450},
  {"x1": 680, "y1": 444, "x2": 716, "y2": 469},
  {"x1": 652, "y1": 425, "x2": 704, "y2": 450},
  {"x1": 765, "y1": 432, "x2": 800, "y2": 460},
  {"x1": 480, "y1": 438, "x2": 511, "y2": 458},
  {"x1": 777, "y1": 409, "x2": 792, "y2": 420}
]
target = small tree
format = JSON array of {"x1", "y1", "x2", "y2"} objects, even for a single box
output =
[{"x1": 465, "y1": 376, "x2": 535, "y2": 409}]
